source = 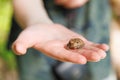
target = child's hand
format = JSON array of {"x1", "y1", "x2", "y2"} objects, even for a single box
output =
[
  {"x1": 12, "y1": 24, "x2": 109, "y2": 64},
  {"x1": 54, "y1": 0, "x2": 88, "y2": 9}
]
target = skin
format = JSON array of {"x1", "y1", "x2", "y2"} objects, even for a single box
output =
[
  {"x1": 12, "y1": 0, "x2": 109, "y2": 64},
  {"x1": 54, "y1": 0, "x2": 88, "y2": 9}
]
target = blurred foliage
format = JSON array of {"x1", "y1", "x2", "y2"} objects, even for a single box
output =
[{"x1": 0, "y1": 0, "x2": 17, "y2": 70}]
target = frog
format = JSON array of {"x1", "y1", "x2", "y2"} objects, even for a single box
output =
[{"x1": 67, "y1": 38, "x2": 85, "y2": 49}]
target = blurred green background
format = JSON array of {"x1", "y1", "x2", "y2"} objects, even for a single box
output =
[{"x1": 0, "y1": 0, "x2": 18, "y2": 79}]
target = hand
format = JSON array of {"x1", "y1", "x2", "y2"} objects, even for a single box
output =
[
  {"x1": 54, "y1": 0, "x2": 88, "y2": 9},
  {"x1": 12, "y1": 24, "x2": 109, "y2": 64}
]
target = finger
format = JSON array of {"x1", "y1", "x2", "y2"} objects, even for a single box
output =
[
  {"x1": 90, "y1": 43, "x2": 109, "y2": 51},
  {"x1": 94, "y1": 44, "x2": 109, "y2": 51},
  {"x1": 84, "y1": 46, "x2": 107, "y2": 59},
  {"x1": 34, "y1": 41, "x2": 87, "y2": 64},
  {"x1": 87, "y1": 41, "x2": 109, "y2": 51},
  {"x1": 78, "y1": 49, "x2": 101, "y2": 62},
  {"x1": 12, "y1": 31, "x2": 36, "y2": 55},
  {"x1": 44, "y1": 49, "x2": 87, "y2": 64},
  {"x1": 75, "y1": 45, "x2": 107, "y2": 62},
  {"x1": 54, "y1": 48, "x2": 87, "y2": 64},
  {"x1": 12, "y1": 42, "x2": 27, "y2": 55}
]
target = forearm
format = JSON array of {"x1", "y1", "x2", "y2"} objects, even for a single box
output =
[{"x1": 13, "y1": 0, "x2": 53, "y2": 28}]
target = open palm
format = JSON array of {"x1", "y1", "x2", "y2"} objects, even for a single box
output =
[{"x1": 12, "y1": 24, "x2": 109, "y2": 64}]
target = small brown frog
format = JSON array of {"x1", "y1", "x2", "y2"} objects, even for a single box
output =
[{"x1": 67, "y1": 38, "x2": 85, "y2": 49}]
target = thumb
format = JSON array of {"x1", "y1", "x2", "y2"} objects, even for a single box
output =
[
  {"x1": 12, "y1": 41, "x2": 28, "y2": 55},
  {"x1": 12, "y1": 31, "x2": 35, "y2": 55}
]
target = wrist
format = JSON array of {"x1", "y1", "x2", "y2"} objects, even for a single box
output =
[
  {"x1": 20, "y1": 17, "x2": 53, "y2": 29},
  {"x1": 27, "y1": 18, "x2": 53, "y2": 27}
]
